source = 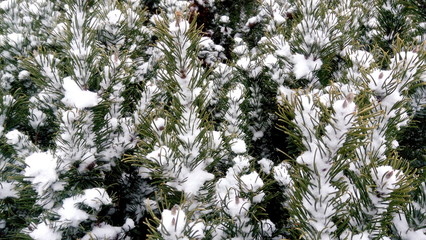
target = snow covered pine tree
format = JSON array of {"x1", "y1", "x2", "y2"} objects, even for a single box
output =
[{"x1": 0, "y1": 0, "x2": 425, "y2": 239}]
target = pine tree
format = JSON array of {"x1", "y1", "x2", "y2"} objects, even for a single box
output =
[{"x1": 0, "y1": 0, "x2": 425, "y2": 239}]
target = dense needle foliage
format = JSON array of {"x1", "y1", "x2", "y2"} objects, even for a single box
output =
[{"x1": 0, "y1": 0, "x2": 425, "y2": 239}]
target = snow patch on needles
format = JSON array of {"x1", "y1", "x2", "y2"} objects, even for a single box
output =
[
  {"x1": 292, "y1": 54, "x2": 323, "y2": 79},
  {"x1": 273, "y1": 162, "x2": 292, "y2": 186},
  {"x1": 231, "y1": 138, "x2": 247, "y2": 154},
  {"x1": 393, "y1": 212, "x2": 426, "y2": 239},
  {"x1": 158, "y1": 206, "x2": 186, "y2": 239},
  {"x1": 5, "y1": 129, "x2": 23, "y2": 145},
  {"x1": 258, "y1": 158, "x2": 273, "y2": 174},
  {"x1": 158, "y1": 205, "x2": 205, "y2": 240},
  {"x1": 343, "y1": 48, "x2": 374, "y2": 68},
  {"x1": 81, "y1": 218, "x2": 135, "y2": 240},
  {"x1": 0, "y1": 181, "x2": 18, "y2": 199},
  {"x1": 371, "y1": 166, "x2": 402, "y2": 196},
  {"x1": 28, "y1": 222, "x2": 61, "y2": 240},
  {"x1": 57, "y1": 188, "x2": 112, "y2": 227},
  {"x1": 61, "y1": 77, "x2": 100, "y2": 109},
  {"x1": 176, "y1": 165, "x2": 214, "y2": 196},
  {"x1": 24, "y1": 152, "x2": 58, "y2": 196},
  {"x1": 106, "y1": 9, "x2": 124, "y2": 25}
]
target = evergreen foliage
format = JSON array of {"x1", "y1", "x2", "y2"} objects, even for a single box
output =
[{"x1": 0, "y1": 0, "x2": 425, "y2": 239}]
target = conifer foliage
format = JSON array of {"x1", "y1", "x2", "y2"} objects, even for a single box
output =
[{"x1": 0, "y1": 0, "x2": 425, "y2": 239}]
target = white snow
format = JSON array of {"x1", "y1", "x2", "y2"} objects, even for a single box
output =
[
  {"x1": 371, "y1": 166, "x2": 402, "y2": 195},
  {"x1": 158, "y1": 205, "x2": 187, "y2": 240},
  {"x1": 178, "y1": 165, "x2": 214, "y2": 195},
  {"x1": 57, "y1": 188, "x2": 112, "y2": 227},
  {"x1": 5, "y1": 129, "x2": 35, "y2": 159},
  {"x1": 220, "y1": 15, "x2": 230, "y2": 23},
  {"x1": 28, "y1": 222, "x2": 61, "y2": 240},
  {"x1": 391, "y1": 140, "x2": 399, "y2": 149},
  {"x1": 291, "y1": 54, "x2": 323, "y2": 79},
  {"x1": 146, "y1": 146, "x2": 172, "y2": 166},
  {"x1": 273, "y1": 162, "x2": 291, "y2": 186},
  {"x1": 275, "y1": 40, "x2": 291, "y2": 58},
  {"x1": 393, "y1": 213, "x2": 426, "y2": 239},
  {"x1": 151, "y1": 117, "x2": 166, "y2": 133},
  {"x1": 260, "y1": 219, "x2": 276, "y2": 237},
  {"x1": 5, "y1": 129, "x2": 21, "y2": 145},
  {"x1": 150, "y1": 14, "x2": 164, "y2": 25},
  {"x1": 18, "y1": 70, "x2": 30, "y2": 80},
  {"x1": 188, "y1": 221, "x2": 205, "y2": 239},
  {"x1": 258, "y1": 158, "x2": 273, "y2": 174},
  {"x1": 233, "y1": 45, "x2": 248, "y2": 55},
  {"x1": 169, "y1": 19, "x2": 190, "y2": 34},
  {"x1": 236, "y1": 56, "x2": 251, "y2": 70},
  {"x1": 192, "y1": 87, "x2": 202, "y2": 100},
  {"x1": 343, "y1": 48, "x2": 374, "y2": 68},
  {"x1": 0, "y1": 0, "x2": 14, "y2": 10},
  {"x1": 293, "y1": 94, "x2": 321, "y2": 143},
  {"x1": 7, "y1": 33, "x2": 24, "y2": 48},
  {"x1": 2, "y1": 94, "x2": 14, "y2": 106},
  {"x1": 122, "y1": 218, "x2": 135, "y2": 231},
  {"x1": 246, "y1": 16, "x2": 260, "y2": 28},
  {"x1": 240, "y1": 171, "x2": 263, "y2": 192},
  {"x1": 368, "y1": 70, "x2": 392, "y2": 99},
  {"x1": 81, "y1": 223, "x2": 122, "y2": 240},
  {"x1": 24, "y1": 152, "x2": 58, "y2": 196},
  {"x1": 0, "y1": 181, "x2": 18, "y2": 199},
  {"x1": 273, "y1": 12, "x2": 286, "y2": 25},
  {"x1": 82, "y1": 219, "x2": 135, "y2": 240},
  {"x1": 264, "y1": 54, "x2": 278, "y2": 68},
  {"x1": 225, "y1": 195, "x2": 250, "y2": 218},
  {"x1": 134, "y1": 81, "x2": 159, "y2": 125},
  {"x1": 252, "y1": 130, "x2": 264, "y2": 140},
  {"x1": 61, "y1": 77, "x2": 100, "y2": 109},
  {"x1": 322, "y1": 94, "x2": 356, "y2": 155},
  {"x1": 30, "y1": 108, "x2": 47, "y2": 128},
  {"x1": 230, "y1": 138, "x2": 247, "y2": 154},
  {"x1": 0, "y1": 119, "x2": 3, "y2": 136},
  {"x1": 351, "y1": 231, "x2": 370, "y2": 240},
  {"x1": 232, "y1": 155, "x2": 250, "y2": 173},
  {"x1": 28, "y1": 3, "x2": 40, "y2": 15},
  {"x1": 52, "y1": 23, "x2": 67, "y2": 36},
  {"x1": 228, "y1": 84, "x2": 244, "y2": 101},
  {"x1": 106, "y1": 9, "x2": 124, "y2": 25},
  {"x1": 209, "y1": 131, "x2": 222, "y2": 150}
]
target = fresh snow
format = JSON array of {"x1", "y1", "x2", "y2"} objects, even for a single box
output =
[
  {"x1": 5, "y1": 129, "x2": 22, "y2": 145},
  {"x1": 258, "y1": 158, "x2": 273, "y2": 174},
  {"x1": 291, "y1": 54, "x2": 323, "y2": 79},
  {"x1": 160, "y1": 206, "x2": 187, "y2": 236},
  {"x1": 24, "y1": 152, "x2": 58, "y2": 203},
  {"x1": 57, "y1": 188, "x2": 112, "y2": 227},
  {"x1": 219, "y1": 15, "x2": 230, "y2": 23},
  {"x1": 81, "y1": 218, "x2": 134, "y2": 240},
  {"x1": 0, "y1": 181, "x2": 18, "y2": 199},
  {"x1": 61, "y1": 77, "x2": 100, "y2": 109},
  {"x1": 273, "y1": 162, "x2": 291, "y2": 186},
  {"x1": 230, "y1": 138, "x2": 247, "y2": 154},
  {"x1": 28, "y1": 222, "x2": 61, "y2": 240},
  {"x1": 106, "y1": 9, "x2": 124, "y2": 25},
  {"x1": 0, "y1": 0, "x2": 13, "y2": 10},
  {"x1": 240, "y1": 171, "x2": 263, "y2": 192},
  {"x1": 29, "y1": 108, "x2": 47, "y2": 128},
  {"x1": 177, "y1": 165, "x2": 214, "y2": 195},
  {"x1": 6, "y1": 33, "x2": 24, "y2": 48},
  {"x1": 151, "y1": 117, "x2": 166, "y2": 133}
]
